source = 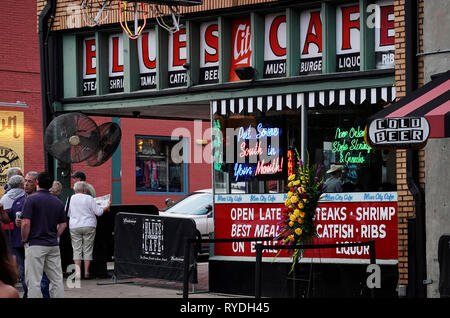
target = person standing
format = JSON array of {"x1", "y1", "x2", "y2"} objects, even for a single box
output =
[
  {"x1": 71, "y1": 170, "x2": 96, "y2": 197},
  {"x1": 2, "y1": 172, "x2": 50, "y2": 298},
  {"x1": 0, "y1": 227, "x2": 19, "y2": 298},
  {"x1": 21, "y1": 172, "x2": 67, "y2": 298},
  {"x1": 67, "y1": 181, "x2": 110, "y2": 279},
  {"x1": 324, "y1": 164, "x2": 344, "y2": 193}
]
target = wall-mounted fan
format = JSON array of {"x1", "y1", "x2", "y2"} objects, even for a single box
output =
[{"x1": 44, "y1": 113, "x2": 121, "y2": 167}]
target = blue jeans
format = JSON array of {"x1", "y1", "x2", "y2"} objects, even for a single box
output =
[{"x1": 12, "y1": 247, "x2": 50, "y2": 298}]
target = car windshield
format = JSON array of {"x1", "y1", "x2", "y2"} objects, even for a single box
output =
[{"x1": 165, "y1": 193, "x2": 213, "y2": 215}]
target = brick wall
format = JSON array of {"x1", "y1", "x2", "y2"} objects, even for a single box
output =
[
  {"x1": 0, "y1": 0, "x2": 45, "y2": 177},
  {"x1": 394, "y1": 0, "x2": 425, "y2": 287}
]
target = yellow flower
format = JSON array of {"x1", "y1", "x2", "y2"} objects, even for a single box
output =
[
  {"x1": 298, "y1": 187, "x2": 305, "y2": 193},
  {"x1": 297, "y1": 202, "x2": 304, "y2": 209},
  {"x1": 293, "y1": 180, "x2": 300, "y2": 186},
  {"x1": 288, "y1": 181, "x2": 293, "y2": 188},
  {"x1": 289, "y1": 221, "x2": 294, "y2": 227},
  {"x1": 284, "y1": 199, "x2": 291, "y2": 207},
  {"x1": 288, "y1": 235, "x2": 295, "y2": 242},
  {"x1": 290, "y1": 196, "x2": 298, "y2": 204},
  {"x1": 288, "y1": 174, "x2": 296, "y2": 181},
  {"x1": 294, "y1": 209, "x2": 300, "y2": 217},
  {"x1": 287, "y1": 191, "x2": 293, "y2": 198},
  {"x1": 298, "y1": 218, "x2": 304, "y2": 224},
  {"x1": 299, "y1": 211, "x2": 305, "y2": 218},
  {"x1": 295, "y1": 228, "x2": 303, "y2": 236},
  {"x1": 289, "y1": 214, "x2": 297, "y2": 222}
]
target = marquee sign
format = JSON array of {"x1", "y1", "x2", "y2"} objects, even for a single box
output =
[
  {"x1": 263, "y1": 13, "x2": 286, "y2": 78},
  {"x1": 138, "y1": 29, "x2": 157, "y2": 89},
  {"x1": 109, "y1": 33, "x2": 124, "y2": 93},
  {"x1": 365, "y1": 117, "x2": 430, "y2": 149},
  {"x1": 168, "y1": 27, "x2": 187, "y2": 87},
  {"x1": 199, "y1": 21, "x2": 219, "y2": 84},
  {"x1": 214, "y1": 192, "x2": 398, "y2": 263},
  {"x1": 300, "y1": 9, "x2": 323, "y2": 75},
  {"x1": 77, "y1": 0, "x2": 394, "y2": 91}
]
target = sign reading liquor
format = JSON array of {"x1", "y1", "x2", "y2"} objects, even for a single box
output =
[
  {"x1": 83, "y1": 37, "x2": 96, "y2": 96},
  {"x1": 366, "y1": 117, "x2": 430, "y2": 149},
  {"x1": 138, "y1": 29, "x2": 157, "y2": 89},
  {"x1": 199, "y1": 21, "x2": 219, "y2": 84},
  {"x1": 214, "y1": 192, "x2": 398, "y2": 263},
  {"x1": 263, "y1": 13, "x2": 286, "y2": 78},
  {"x1": 168, "y1": 28, "x2": 187, "y2": 87},
  {"x1": 230, "y1": 17, "x2": 252, "y2": 82},
  {"x1": 336, "y1": 3, "x2": 360, "y2": 72},
  {"x1": 300, "y1": 9, "x2": 323, "y2": 75},
  {"x1": 109, "y1": 34, "x2": 124, "y2": 93}
]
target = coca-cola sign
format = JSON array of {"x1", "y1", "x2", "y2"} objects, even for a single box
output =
[{"x1": 229, "y1": 17, "x2": 252, "y2": 82}]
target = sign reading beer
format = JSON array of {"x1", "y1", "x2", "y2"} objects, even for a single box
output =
[
  {"x1": 109, "y1": 33, "x2": 124, "y2": 93},
  {"x1": 336, "y1": 3, "x2": 360, "y2": 72},
  {"x1": 366, "y1": 117, "x2": 430, "y2": 149},
  {"x1": 168, "y1": 27, "x2": 187, "y2": 87},
  {"x1": 300, "y1": 9, "x2": 323, "y2": 75},
  {"x1": 214, "y1": 193, "x2": 398, "y2": 263},
  {"x1": 375, "y1": 0, "x2": 395, "y2": 69},
  {"x1": 229, "y1": 17, "x2": 252, "y2": 82},
  {"x1": 263, "y1": 13, "x2": 286, "y2": 78},
  {"x1": 83, "y1": 37, "x2": 96, "y2": 95},
  {"x1": 199, "y1": 21, "x2": 219, "y2": 84},
  {"x1": 138, "y1": 29, "x2": 157, "y2": 89}
]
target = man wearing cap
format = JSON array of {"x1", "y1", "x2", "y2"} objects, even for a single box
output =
[
  {"x1": 324, "y1": 164, "x2": 344, "y2": 193},
  {"x1": 71, "y1": 171, "x2": 96, "y2": 198}
]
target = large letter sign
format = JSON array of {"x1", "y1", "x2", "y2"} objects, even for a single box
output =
[
  {"x1": 199, "y1": 21, "x2": 219, "y2": 84},
  {"x1": 336, "y1": 3, "x2": 360, "y2": 72},
  {"x1": 229, "y1": 17, "x2": 252, "y2": 82},
  {"x1": 109, "y1": 34, "x2": 124, "y2": 93},
  {"x1": 83, "y1": 37, "x2": 96, "y2": 96},
  {"x1": 263, "y1": 13, "x2": 286, "y2": 78},
  {"x1": 300, "y1": 9, "x2": 323, "y2": 75},
  {"x1": 138, "y1": 29, "x2": 157, "y2": 89},
  {"x1": 168, "y1": 28, "x2": 187, "y2": 87}
]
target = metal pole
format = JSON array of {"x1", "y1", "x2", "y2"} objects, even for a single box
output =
[
  {"x1": 255, "y1": 243, "x2": 262, "y2": 299},
  {"x1": 369, "y1": 240, "x2": 376, "y2": 299},
  {"x1": 182, "y1": 238, "x2": 191, "y2": 299}
]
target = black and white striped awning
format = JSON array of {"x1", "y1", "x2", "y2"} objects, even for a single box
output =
[{"x1": 212, "y1": 86, "x2": 396, "y2": 115}]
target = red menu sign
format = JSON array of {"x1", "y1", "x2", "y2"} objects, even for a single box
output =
[{"x1": 214, "y1": 193, "x2": 398, "y2": 263}]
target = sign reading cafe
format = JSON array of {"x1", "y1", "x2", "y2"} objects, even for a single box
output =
[{"x1": 79, "y1": 0, "x2": 394, "y2": 93}]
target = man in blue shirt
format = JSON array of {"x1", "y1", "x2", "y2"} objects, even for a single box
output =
[
  {"x1": 21, "y1": 172, "x2": 67, "y2": 298},
  {"x1": 3, "y1": 171, "x2": 50, "y2": 298}
]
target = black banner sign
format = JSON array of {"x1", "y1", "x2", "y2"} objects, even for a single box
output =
[{"x1": 114, "y1": 213, "x2": 197, "y2": 282}]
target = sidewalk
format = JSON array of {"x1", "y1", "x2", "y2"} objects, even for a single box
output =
[{"x1": 16, "y1": 262, "x2": 240, "y2": 298}]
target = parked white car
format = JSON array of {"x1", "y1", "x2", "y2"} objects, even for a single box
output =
[{"x1": 160, "y1": 189, "x2": 213, "y2": 254}]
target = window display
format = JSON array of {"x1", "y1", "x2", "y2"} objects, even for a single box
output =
[{"x1": 135, "y1": 136, "x2": 185, "y2": 193}]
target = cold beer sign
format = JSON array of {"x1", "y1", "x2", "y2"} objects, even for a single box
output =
[{"x1": 366, "y1": 117, "x2": 430, "y2": 149}]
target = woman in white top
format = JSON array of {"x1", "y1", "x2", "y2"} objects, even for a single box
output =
[{"x1": 67, "y1": 181, "x2": 110, "y2": 279}]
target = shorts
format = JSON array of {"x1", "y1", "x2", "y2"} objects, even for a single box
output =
[{"x1": 70, "y1": 226, "x2": 96, "y2": 261}]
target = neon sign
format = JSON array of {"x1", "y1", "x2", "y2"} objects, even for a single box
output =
[
  {"x1": 213, "y1": 119, "x2": 224, "y2": 171},
  {"x1": 332, "y1": 126, "x2": 373, "y2": 165},
  {"x1": 233, "y1": 122, "x2": 284, "y2": 182}
]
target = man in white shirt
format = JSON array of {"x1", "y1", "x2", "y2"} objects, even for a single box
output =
[{"x1": 67, "y1": 181, "x2": 110, "y2": 279}]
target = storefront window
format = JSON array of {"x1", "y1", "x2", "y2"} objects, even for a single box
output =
[
  {"x1": 213, "y1": 111, "x2": 301, "y2": 194},
  {"x1": 213, "y1": 103, "x2": 396, "y2": 194},
  {"x1": 308, "y1": 105, "x2": 396, "y2": 192},
  {"x1": 135, "y1": 136, "x2": 186, "y2": 193}
]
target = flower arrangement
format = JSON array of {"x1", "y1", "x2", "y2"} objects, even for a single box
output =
[{"x1": 275, "y1": 149, "x2": 326, "y2": 274}]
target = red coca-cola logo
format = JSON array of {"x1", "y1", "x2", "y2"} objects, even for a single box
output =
[{"x1": 230, "y1": 17, "x2": 252, "y2": 81}]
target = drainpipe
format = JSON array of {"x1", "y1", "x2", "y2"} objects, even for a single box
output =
[
  {"x1": 404, "y1": 0, "x2": 427, "y2": 298},
  {"x1": 39, "y1": 0, "x2": 56, "y2": 173}
]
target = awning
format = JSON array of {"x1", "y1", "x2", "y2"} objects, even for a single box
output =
[
  {"x1": 368, "y1": 70, "x2": 450, "y2": 139},
  {"x1": 212, "y1": 86, "x2": 396, "y2": 115}
]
